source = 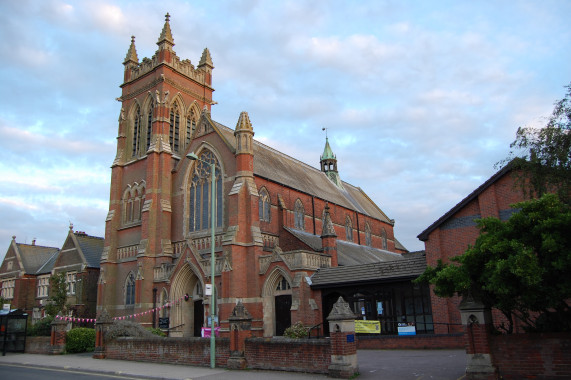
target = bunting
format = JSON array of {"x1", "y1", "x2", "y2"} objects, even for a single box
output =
[{"x1": 54, "y1": 294, "x2": 191, "y2": 324}]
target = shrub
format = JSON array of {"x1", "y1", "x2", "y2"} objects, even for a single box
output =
[
  {"x1": 283, "y1": 321, "x2": 308, "y2": 339},
  {"x1": 146, "y1": 327, "x2": 166, "y2": 337},
  {"x1": 105, "y1": 320, "x2": 156, "y2": 340},
  {"x1": 66, "y1": 327, "x2": 96, "y2": 353},
  {"x1": 27, "y1": 316, "x2": 54, "y2": 336}
]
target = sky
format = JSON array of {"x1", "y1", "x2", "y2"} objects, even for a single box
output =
[{"x1": 0, "y1": 0, "x2": 570, "y2": 259}]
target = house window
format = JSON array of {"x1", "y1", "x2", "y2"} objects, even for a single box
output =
[
  {"x1": 259, "y1": 187, "x2": 271, "y2": 222},
  {"x1": 37, "y1": 275, "x2": 50, "y2": 298},
  {"x1": 365, "y1": 223, "x2": 372, "y2": 247},
  {"x1": 188, "y1": 150, "x2": 223, "y2": 232},
  {"x1": 146, "y1": 100, "x2": 154, "y2": 151},
  {"x1": 132, "y1": 105, "x2": 142, "y2": 157},
  {"x1": 294, "y1": 199, "x2": 305, "y2": 230},
  {"x1": 66, "y1": 272, "x2": 77, "y2": 295},
  {"x1": 345, "y1": 216, "x2": 353, "y2": 242},
  {"x1": 1, "y1": 279, "x2": 15, "y2": 299},
  {"x1": 381, "y1": 228, "x2": 388, "y2": 250},
  {"x1": 6, "y1": 261, "x2": 12, "y2": 271},
  {"x1": 125, "y1": 273, "x2": 136, "y2": 306},
  {"x1": 169, "y1": 104, "x2": 181, "y2": 153}
]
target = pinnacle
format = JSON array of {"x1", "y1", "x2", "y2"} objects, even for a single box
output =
[
  {"x1": 198, "y1": 47, "x2": 214, "y2": 68},
  {"x1": 157, "y1": 12, "x2": 175, "y2": 47},
  {"x1": 235, "y1": 111, "x2": 253, "y2": 132},
  {"x1": 123, "y1": 35, "x2": 139, "y2": 65}
]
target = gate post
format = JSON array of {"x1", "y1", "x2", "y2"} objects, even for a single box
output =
[
  {"x1": 327, "y1": 296, "x2": 358, "y2": 378},
  {"x1": 93, "y1": 310, "x2": 113, "y2": 359},
  {"x1": 50, "y1": 316, "x2": 67, "y2": 355},
  {"x1": 227, "y1": 300, "x2": 252, "y2": 369},
  {"x1": 459, "y1": 296, "x2": 497, "y2": 380}
]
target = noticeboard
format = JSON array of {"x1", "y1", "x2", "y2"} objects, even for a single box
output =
[
  {"x1": 355, "y1": 320, "x2": 381, "y2": 334},
  {"x1": 158, "y1": 317, "x2": 169, "y2": 329}
]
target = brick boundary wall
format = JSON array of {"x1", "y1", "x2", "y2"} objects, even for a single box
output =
[
  {"x1": 357, "y1": 333, "x2": 465, "y2": 350},
  {"x1": 245, "y1": 337, "x2": 331, "y2": 374},
  {"x1": 105, "y1": 337, "x2": 230, "y2": 367},
  {"x1": 490, "y1": 333, "x2": 571, "y2": 379},
  {"x1": 25, "y1": 336, "x2": 52, "y2": 354}
]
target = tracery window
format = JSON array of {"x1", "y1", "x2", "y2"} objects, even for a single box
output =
[
  {"x1": 132, "y1": 105, "x2": 142, "y2": 157},
  {"x1": 122, "y1": 182, "x2": 146, "y2": 225},
  {"x1": 169, "y1": 103, "x2": 181, "y2": 153},
  {"x1": 186, "y1": 112, "x2": 197, "y2": 149},
  {"x1": 345, "y1": 216, "x2": 353, "y2": 242},
  {"x1": 146, "y1": 100, "x2": 154, "y2": 151},
  {"x1": 365, "y1": 223, "x2": 372, "y2": 247},
  {"x1": 188, "y1": 150, "x2": 223, "y2": 232},
  {"x1": 381, "y1": 228, "x2": 388, "y2": 250},
  {"x1": 294, "y1": 199, "x2": 305, "y2": 230},
  {"x1": 125, "y1": 273, "x2": 135, "y2": 306},
  {"x1": 276, "y1": 276, "x2": 291, "y2": 291},
  {"x1": 258, "y1": 187, "x2": 271, "y2": 222}
]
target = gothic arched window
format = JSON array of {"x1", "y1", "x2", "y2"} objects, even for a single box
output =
[
  {"x1": 294, "y1": 199, "x2": 305, "y2": 230},
  {"x1": 345, "y1": 216, "x2": 353, "y2": 242},
  {"x1": 122, "y1": 182, "x2": 145, "y2": 225},
  {"x1": 125, "y1": 273, "x2": 135, "y2": 306},
  {"x1": 186, "y1": 111, "x2": 197, "y2": 149},
  {"x1": 365, "y1": 222, "x2": 372, "y2": 247},
  {"x1": 132, "y1": 105, "x2": 142, "y2": 157},
  {"x1": 259, "y1": 187, "x2": 271, "y2": 222},
  {"x1": 276, "y1": 276, "x2": 291, "y2": 291},
  {"x1": 146, "y1": 100, "x2": 154, "y2": 151},
  {"x1": 381, "y1": 228, "x2": 388, "y2": 250},
  {"x1": 169, "y1": 103, "x2": 181, "y2": 153},
  {"x1": 189, "y1": 150, "x2": 223, "y2": 232}
]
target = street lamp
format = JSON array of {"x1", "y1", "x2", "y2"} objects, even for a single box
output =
[{"x1": 186, "y1": 152, "x2": 216, "y2": 369}]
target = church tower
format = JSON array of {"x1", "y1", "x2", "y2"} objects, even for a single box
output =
[
  {"x1": 320, "y1": 137, "x2": 343, "y2": 188},
  {"x1": 99, "y1": 13, "x2": 215, "y2": 321}
]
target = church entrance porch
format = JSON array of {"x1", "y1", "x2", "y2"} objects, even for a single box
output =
[{"x1": 168, "y1": 263, "x2": 206, "y2": 337}]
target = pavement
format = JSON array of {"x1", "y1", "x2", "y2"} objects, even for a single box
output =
[{"x1": 0, "y1": 349, "x2": 467, "y2": 379}]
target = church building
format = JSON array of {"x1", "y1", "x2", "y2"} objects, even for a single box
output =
[{"x1": 97, "y1": 14, "x2": 409, "y2": 338}]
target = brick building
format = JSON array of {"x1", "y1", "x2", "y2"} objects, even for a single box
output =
[
  {"x1": 0, "y1": 226, "x2": 103, "y2": 323},
  {"x1": 97, "y1": 14, "x2": 411, "y2": 338},
  {"x1": 417, "y1": 165, "x2": 525, "y2": 333}
]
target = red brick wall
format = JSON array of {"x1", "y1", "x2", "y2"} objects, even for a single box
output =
[
  {"x1": 25, "y1": 336, "x2": 51, "y2": 354},
  {"x1": 357, "y1": 333, "x2": 465, "y2": 349},
  {"x1": 490, "y1": 333, "x2": 571, "y2": 379},
  {"x1": 245, "y1": 337, "x2": 331, "y2": 373}
]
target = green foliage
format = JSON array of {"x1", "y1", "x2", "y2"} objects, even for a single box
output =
[
  {"x1": 45, "y1": 272, "x2": 69, "y2": 317},
  {"x1": 27, "y1": 316, "x2": 54, "y2": 336},
  {"x1": 416, "y1": 194, "x2": 571, "y2": 333},
  {"x1": 283, "y1": 321, "x2": 309, "y2": 339},
  {"x1": 66, "y1": 327, "x2": 96, "y2": 353},
  {"x1": 502, "y1": 82, "x2": 571, "y2": 203},
  {"x1": 146, "y1": 327, "x2": 166, "y2": 337}
]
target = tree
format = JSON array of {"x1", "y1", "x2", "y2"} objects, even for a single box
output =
[
  {"x1": 45, "y1": 272, "x2": 69, "y2": 317},
  {"x1": 416, "y1": 194, "x2": 571, "y2": 333},
  {"x1": 502, "y1": 82, "x2": 571, "y2": 203}
]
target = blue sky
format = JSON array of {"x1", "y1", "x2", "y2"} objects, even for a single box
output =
[{"x1": 1, "y1": 0, "x2": 570, "y2": 258}]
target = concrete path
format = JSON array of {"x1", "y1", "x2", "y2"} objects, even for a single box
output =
[{"x1": 0, "y1": 349, "x2": 466, "y2": 379}]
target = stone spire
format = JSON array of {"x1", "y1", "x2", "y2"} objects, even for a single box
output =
[
  {"x1": 157, "y1": 12, "x2": 175, "y2": 50},
  {"x1": 234, "y1": 111, "x2": 254, "y2": 156},
  {"x1": 123, "y1": 36, "x2": 139, "y2": 66},
  {"x1": 198, "y1": 47, "x2": 214, "y2": 72}
]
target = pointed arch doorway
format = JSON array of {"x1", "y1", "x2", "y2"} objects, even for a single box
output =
[
  {"x1": 262, "y1": 269, "x2": 293, "y2": 337},
  {"x1": 170, "y1": 263, "x2": 205, "y2": 337}
]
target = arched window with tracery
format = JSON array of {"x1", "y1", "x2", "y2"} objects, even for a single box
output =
[
  {"x1": 259, "y1": 187, "x2": 271, "y2": 222},
  {"x1": 381, "y1": 228, "x2": 388, "y2": 250},
  {"x1": 186, "y1": 110, "x2": 197, "y2": 149},
  {"x1": 132, "y1": 105, "x2": 142, "y2": 157},
  {"x1": 146, "y1": 100, "x2": 154, "y2": 151},
  {"x1": 365, "y1": 222, "x2": 372, "y2": 247},
  {"x1": 125, "y1": 272, "x2": 135, "y2": 306},
  {"x1": 169, "y1": 103, "x2": 181, "y2": 153},
  {"x1": 122, "y1": 182, "x2": 145, "y2": 225},
  {"x1": 294, "y1": 199, "x2": 305, "y2": 230},
  {"x1": 189, "y1": 150, "x2": 223, "y2": 232},
  {"x1": 345, "y1": 216, "x2": 353, "y2": 242}
]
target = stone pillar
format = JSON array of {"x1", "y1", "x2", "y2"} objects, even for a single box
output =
[
  {"x1": 93, "y1": 310, "x2": 113, "y2": 359},
  {"x1": 459, "y1": 296, "x2": 497, "y2": 380},
  {"x1": 327, "y1": 296, "x2": 358, "y2": 379},
  {"x1": 50, "y1": 317, "x2": 67, "y2": 355},
  {"x1": 227, "y1": 301, "x2": 252, "y2": 370}
]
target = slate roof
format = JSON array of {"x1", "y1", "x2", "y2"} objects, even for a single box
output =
[
  {"x1": 285, "y1": 227, "x2": 404, "y2": 266},
  {"x1": 310, "y1": 252, "x2": 427, "y2": 289},
  {"x1": 75, "y1": 233, "x2": 104, "y2": 268},
  {"x1": 417, "y1": 165, "x2": 512, "y2": 241},
  {"x1": 214, "y1": 121, "x2": 393, "y2": 224},
  {"x1": 16, "y1": 244, "x2": 60, "y2": 274}
]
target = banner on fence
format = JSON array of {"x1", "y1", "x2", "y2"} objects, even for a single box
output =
[{"x1": 355, "y1": 320, "x2": 381, "y2": 334}]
